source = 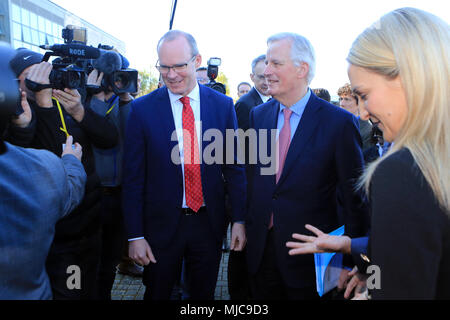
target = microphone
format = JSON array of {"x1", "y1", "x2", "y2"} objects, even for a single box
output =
[{"x1": 40, "y1": 43, "x2": 100, "y2": 59}]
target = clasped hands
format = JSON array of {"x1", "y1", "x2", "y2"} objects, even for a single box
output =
[{"x1": 286, "y1": 224, "x2": 368, "y2": 300}]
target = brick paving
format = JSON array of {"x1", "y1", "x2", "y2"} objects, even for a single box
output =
[{"x1": 111, "y1": 230, "x2": 231, "y2": 301}]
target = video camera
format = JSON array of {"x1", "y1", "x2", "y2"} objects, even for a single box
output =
[
  {"x1": 204, "y1": 57, "x2": 226, "y2": 94},
  {"x1": 25, "y1": 25, "x2": 138, "y2": 95}
]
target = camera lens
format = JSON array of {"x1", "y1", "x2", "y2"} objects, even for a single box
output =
[{"x1": 113, "y1": 72, "x2": 129, "y2": 90}]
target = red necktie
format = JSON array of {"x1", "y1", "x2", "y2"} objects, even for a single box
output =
[
  {"x1": 269, "y1": 108, "x2": 293, "y2": 229},
  {"x1": 180, "y1": 96, "x2": 204, "y2": 212}
]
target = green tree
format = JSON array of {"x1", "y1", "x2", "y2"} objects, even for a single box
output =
[{"x1": 138, "y1": 69, "x2": 159, "y2": 97}]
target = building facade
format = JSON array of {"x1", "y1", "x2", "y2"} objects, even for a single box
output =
[{"x1": 0, "y1": 0, "x2": 125, "y2": 55}]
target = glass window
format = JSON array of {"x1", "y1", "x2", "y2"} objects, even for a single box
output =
[
  {"x1": 30, "y1": 12, "x2": 38, "y2": 30},
  {"x1": 13, "y1": 40, "x2": 23, "y2": 49},
  {"x1": 39, "y1": 32, "x2": 46, "y2": 45},
  {"x1": 47, "y1": 35, "x2": 54, "y2": 45},
  {"x1": 12, "y1": 22, "x2": 22, "y2": 40},
  {"x1": 52, "y1": 22, "x2": 59, "y2": 37},
  {"x1": 31, "y1": 29, "x2": 40, "y2": 45},
  {"x1": 45, "y1": 19, "x2": 52, "y2": 35},
  {"x1": 21, "y1": 8, "x2": 30, "y2": 26},
  {"x1": 38, "y1": 16, "x2": 46, "y2": 32},
  {"x1": 22, "y1": 26, "x2": 32, "y2": 43},
  {"x1": 11, "y1": 4, "x2": 21, "y2": 22}
]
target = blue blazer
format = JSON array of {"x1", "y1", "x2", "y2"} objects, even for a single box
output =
[
  {"x1": 246, "y1": 93, "x2": 369, "y2": 289},
  {"x1": 122, "y1": 85, "x2": 246, "y2": 249}
]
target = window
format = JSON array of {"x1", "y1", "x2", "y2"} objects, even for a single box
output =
[
  {"x1": 11, "y1": 4, "x2": 21, "y2": 22},
  {"x1": 22, "y1": 26, "x2": 32, "y2": 43},
  {"x1": 21, "y1": 8, "x2": 30, "y2": 26},
  {"x1": 31, "y1": 29, "x2": 40, "y2": 45},
  {"x1": 30, "y1": 12, "x2": 38, "y2": 30},
  {"x1": 38, "y1": 16, "x2": 45, "y2": 32},
  {"x1": 12, "y1": 22, "x2": 22, "y2": 40}
]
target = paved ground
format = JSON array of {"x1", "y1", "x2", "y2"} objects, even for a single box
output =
[{"x1": 111, "y1": 232, "x2": 231, "y2": 300}]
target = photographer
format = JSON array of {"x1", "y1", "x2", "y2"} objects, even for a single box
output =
[
  {"x1": 0, "y1": 43, "x2": 86, "y2": 299},
  {"x1": 85, "y1": 52, "x2": 135, "y2": 299},
  {"x1": 7, "y1": 48, "x2": 119, "y2": 300}
]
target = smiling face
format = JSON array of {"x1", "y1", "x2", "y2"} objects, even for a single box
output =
[
  {"x1": 264, "y1": 38, "x2": 308, "y2": 106},
  {"x1": 157, "y1": 36, "x2": 201, "y2": 97},
  {"x1": 348, "y1": 64, "x2": 408, "y2": 142}
]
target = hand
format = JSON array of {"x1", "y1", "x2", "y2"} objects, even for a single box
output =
[
  {"x1": 52, "y1": 88, "x2": 85, "y2": 122},
  {"x1": 61, "y1": 135, "x2": 82, "y2": 161},
  {"x1": 87, "y1": 69, "x2": 105, "y2": 101},
  {"x1": 337, "y1": 268, "x2": 351, "y2": 291},
  {"x1": 345, "y1": 266, "x2": 368, "y2": 299},
  {"x1": 286, "y1": 224, "x2": 352, "y2": 255},
  {"x1": 11, "y1": 90, "x2": 32, "y2": 128},
  {"x1": 128, "y1": 238, "x2": 156, "y2": 266},
  {"x1": 230, "y1": 223, "x2": 246, "y2": 251},
  {"x1": 26, "y1": 62, "x2": 53, "y2": 108},
  {"x1": 119, "y1": 92, "x2": 133, "y2": 103}
]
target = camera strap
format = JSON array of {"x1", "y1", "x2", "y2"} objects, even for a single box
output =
[
  {"x1": 25, "y1": 79, "x2": 53, "y2": 92},
  {"x1": 106, "y1": 95, "x2": 119, "y2": 115},
  {"x1": 52, "y1": 97, "x2": 70, "y2": 138}
]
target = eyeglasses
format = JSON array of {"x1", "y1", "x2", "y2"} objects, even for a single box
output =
[{"x1": 155, "y1": 56, "x2": 196, "y2": 74}]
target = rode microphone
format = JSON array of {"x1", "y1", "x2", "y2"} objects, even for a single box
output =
[{"x1": 40, "y1": 43, "x2": 100, "y2": 59}]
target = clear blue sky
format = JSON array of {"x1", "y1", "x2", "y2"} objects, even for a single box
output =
[{"x1": 51, "y1": 0, "x2": 449, "y2": 100}]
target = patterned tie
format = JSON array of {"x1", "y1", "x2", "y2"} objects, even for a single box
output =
[
  {"x1": 180, "y1": 96, "x2": 204, "y2": 212},
  {"x1": 269, "y1": 108, "x2": 293, "y2": 229}
]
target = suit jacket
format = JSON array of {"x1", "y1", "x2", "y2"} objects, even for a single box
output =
[
  {"x1": 235, "y1": 87, "x2": 264, "y2": 131},
  {"x1": 122, "y1": 85, "x2": 246, "y2": 249},
  {"x1": 369, "y1": 148, "x2": 450, "y2": 299},
  {"x1": 358, "y1": 118, "x2": 374, "y2": 152},
  {"x1": 246, "y1": 92, "x2": 368, "y2": 289}
]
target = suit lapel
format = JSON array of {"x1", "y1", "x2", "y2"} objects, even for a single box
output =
[
  {"x1": 276, "y1": 94, "x2": 322, "y2": 187},
  {"x1": 156, "y1": 87, "x2": 183, "y2": 182},
  {"x1": 250, "y1": 87, "x2": 263, "y2": 106}
]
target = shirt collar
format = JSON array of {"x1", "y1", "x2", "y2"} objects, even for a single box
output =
[
  {"x1": 168, "y1": 83, "x2": 200, "y2": 104},
  {"x1": 255, "y1": 87, "x2": 271, "y2": 103},
  {"x1": 279, "y1": 88, "x2": 311, "y2": 116}
]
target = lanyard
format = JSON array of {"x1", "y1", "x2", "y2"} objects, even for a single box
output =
[
  {"x1": 52, "y1": 97, "x2": 69, "y2": 138},
  {"x1": 106, "y1": 95, "x2": 119, "y2": 115}
]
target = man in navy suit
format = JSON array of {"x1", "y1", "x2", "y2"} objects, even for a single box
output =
[
  {"x1": 121, "y1": 30, "x2": 246, "y2": 300},
  {"x1": 246, "y1": 32, "x2": 368, "y2": 299}
]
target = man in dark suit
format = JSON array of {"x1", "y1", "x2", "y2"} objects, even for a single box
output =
[
  {"x1": 228, "y1": 54, "x2": 271, "y2": 300},
  {"x1": 246, "y1": 32, "x2": 368, "y2": 299},
  {"x1": 122, "y1": 30, "x2": 247, "y2": 300},
  {"x1": 235, "y1": 54, "x2": 271, "y2": 132}
]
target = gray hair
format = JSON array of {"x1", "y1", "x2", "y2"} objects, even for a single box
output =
[
  {"x1": 157, "y1": 30, "x2": 199, "y2": 57},
  {"x1": 267, "y1": 32, "x2": 316, "y2": 84},
  {"x1": 251, "y1": 54, "x2": 266, "y2": 73}
]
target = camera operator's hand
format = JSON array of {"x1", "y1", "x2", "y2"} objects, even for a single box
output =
[
  {"x1": 119, "y1": 92, "x2": 134, "y2": 103},
  {"x1": 62, "y1": 135, "x2": 82, "y2": 161},
  {"x1": 11, "y1": 90, "x2": 32, "y2": 128},
  {"x1": 52, "y1": 88, "x2": 85, "y2": 123},
  {"x1": 87, "y1": 69, "x2": 105, "y2": 101},
  {"x1": 26, "y1": 62, "x2": 53, "y2": 108}
]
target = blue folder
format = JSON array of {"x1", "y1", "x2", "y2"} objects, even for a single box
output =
[{"x1": 314, "y1": 225, "x2": 345, "y2": 297}]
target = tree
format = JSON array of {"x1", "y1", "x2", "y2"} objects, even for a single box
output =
[
  {"x1": 138, "y1": 69, "x2": 159, "y2": 97},
  {"x1": 216, "y1": 71, "x2": 230, "y2": 96}
]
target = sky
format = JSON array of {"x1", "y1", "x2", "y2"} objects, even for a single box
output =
[{"x1": 50, "y1": 0, "x2": 449, "y2": 100}]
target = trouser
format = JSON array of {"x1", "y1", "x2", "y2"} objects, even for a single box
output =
[
  {"x1": 249, "y1": 229, "x2": 319, "y2": 300},
  {"x1": 96, "y1": 187, "x2": 125, "y2": 300},
  {"x1": 143, "y1": 207, "x2": 222, "y2": 300},
  {"x1": 46, "y1": 231, "x2": 101, "y2": 300}
]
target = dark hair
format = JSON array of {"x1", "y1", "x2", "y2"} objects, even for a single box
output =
[
  {"x1": 312, "y1": 88, "x2": 331, "y2": 102},
  {"x1": 237, "y1": 82, "x2": 251, "y2": 91},
  {"x1": 196, "y1": 67, "x2": 207, "y2": 72}
]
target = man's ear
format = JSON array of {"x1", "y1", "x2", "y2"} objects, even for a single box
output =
[
  {"x1": 250, "y1": 73, "x2": 255, "y2": 83},
  {"x1": 297, "y1": 62, "x2": 309, "y2": 80},
  {"x1": 195, "y1": 54, "x2": 202, "y2": 69}
]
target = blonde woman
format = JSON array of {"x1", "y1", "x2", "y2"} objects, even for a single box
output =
[{"x1": 287, "y1": 7, "x2": 450, "y2": 299}]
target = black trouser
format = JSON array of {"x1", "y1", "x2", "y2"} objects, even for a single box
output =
[
  {"x1": 46, "y1": 231, "x2": 101, "y2": 300},
  {"x1": 143, "y1": 207, "x2": 222, "y2": 300},
  {"x1": 228, "y1": 248, "x2": 252, "y2": 300},
  {"x1": 249, "y1": 229, "x2": 319, "y2": 300},
  {"x1": 96, "y1": 187, "x2": 125, "y2": 300}
]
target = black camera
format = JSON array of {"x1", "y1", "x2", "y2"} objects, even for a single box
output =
[
  {"x1": 204, "y1": 57, "x2": 226, "y2": 94},
  {"x1": 25, "y1": 25, "x2": 98, "y2": 92},
  {"x1": 88, "y1": 45, "x2": 138, "y2": 95}
]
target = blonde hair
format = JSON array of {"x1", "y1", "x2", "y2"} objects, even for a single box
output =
[{"x1": 347, "y1": 7, "x2": 450, "y2": 212}]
